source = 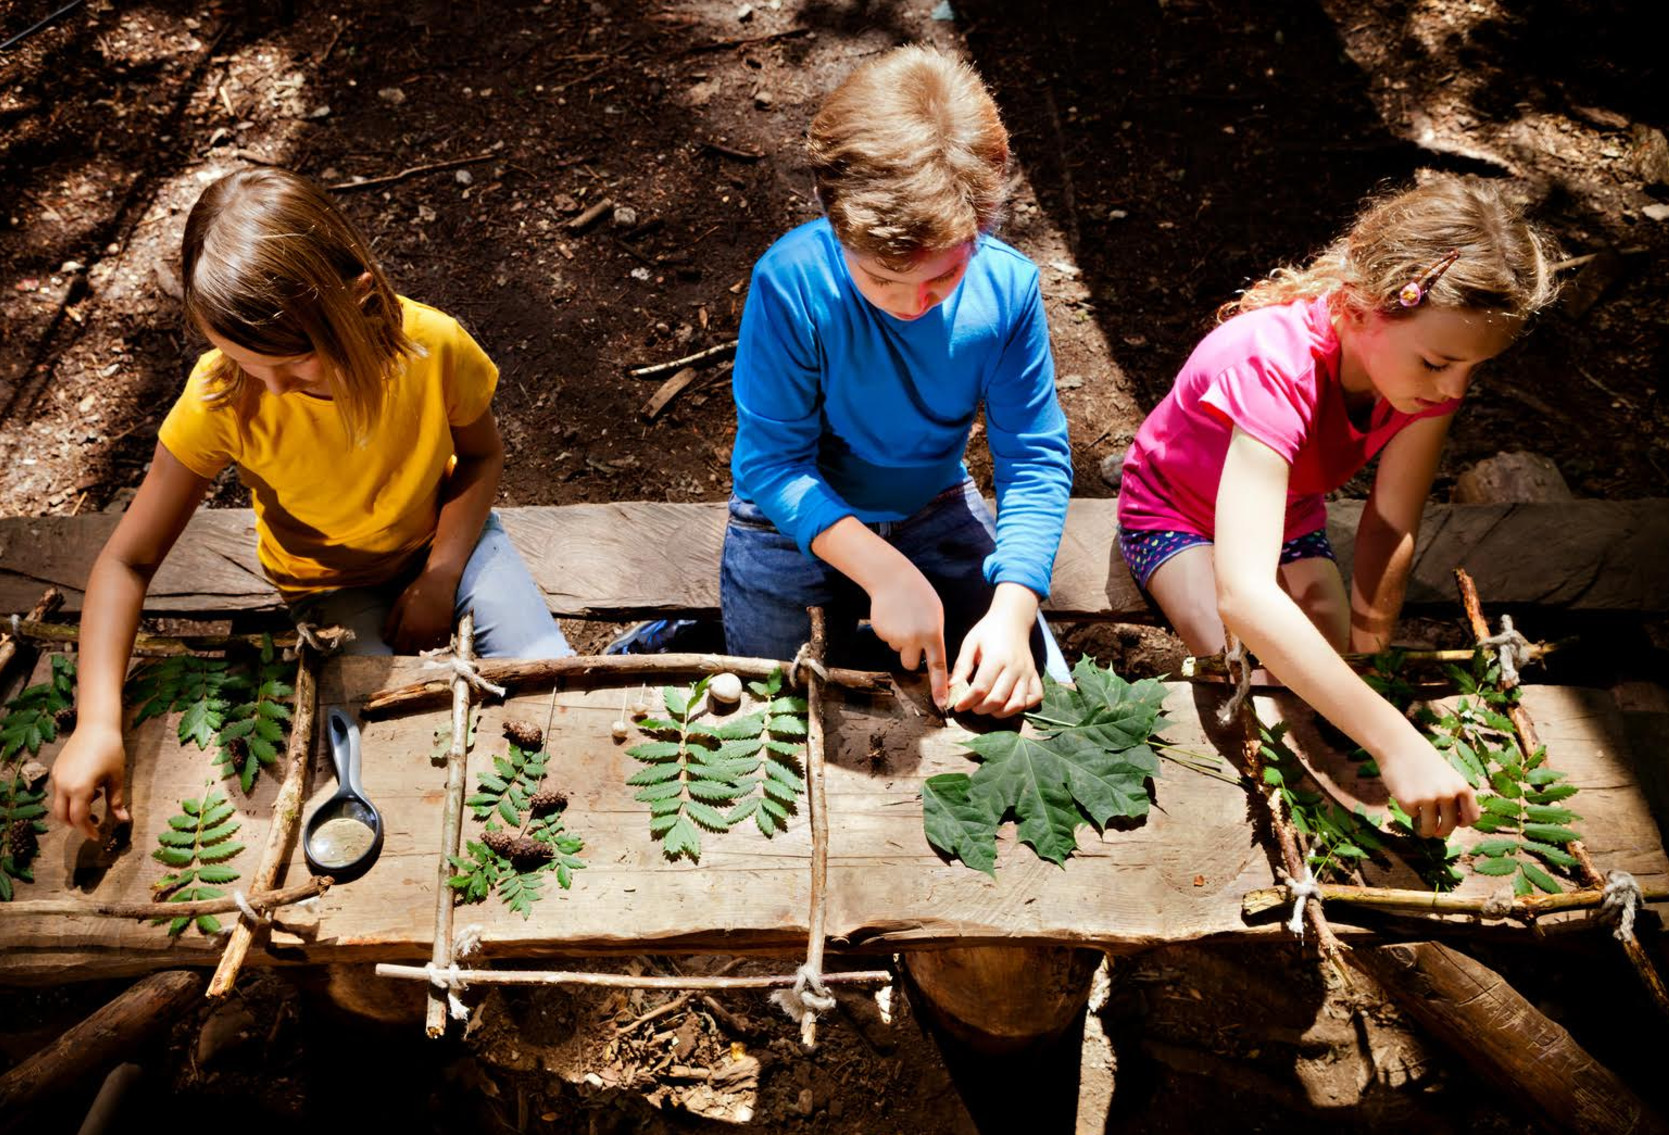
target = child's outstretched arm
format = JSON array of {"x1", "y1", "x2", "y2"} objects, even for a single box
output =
[
  {"x1": 1214, "y1": 427, "x2": 1480, "y2": 838},
  {"x1": 1348, "y1": 414, "x2": 1451, "y2": 652},
  {"x1": 946, "y1": 272, "x2": 1070, "y2": 718},
  {"x1": 50, "y1": 443, "x2": 211, "y2": 840},
  {"x1": 384, "y1": 408, "x2": 503, "y2": 653}
]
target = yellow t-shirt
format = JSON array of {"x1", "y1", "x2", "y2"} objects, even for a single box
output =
[{"x1": 158, "y1": 298, "x2": 498, "y2": 596}]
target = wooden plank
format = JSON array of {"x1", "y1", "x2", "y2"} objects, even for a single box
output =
[
  {"x1": 1, "y1": 657, "x2": 1664, "y2": 982},
  {"x1": 3, "y1": 499, "x2": 1667, "y2": 620}
]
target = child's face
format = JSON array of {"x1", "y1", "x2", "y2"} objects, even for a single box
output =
[
  {"x1": 203, "y1": 328, "x2": 331, "y2": 398},
  {"x1": 1342, "y1": 305, "x2": 1522, "y2": 415},
  {"x1": 843, "y1": 241, "x2": 975, "y2": 322}
]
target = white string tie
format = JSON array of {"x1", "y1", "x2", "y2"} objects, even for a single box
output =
[
  {"x1": 453, "y1": 922, "x2": 485, "y2": 959},
  {"x1": 1480, "y1": 888, "x2": 1517, "y2": 920},
  {"x1": 231, "y1": 889, "x2": 268, "y2": 923},
  {"x1": 770, "y1": 963, "x2": 838, "y2": 1030},
  {"x1": 425, "y1": 962, "x2": 471, "y2": 1020},
  {"x1": 420, "y1": 647, "x2": 508, "y2": 699},
  {"x1": 789, "y1": 642, "x2": 829, "y2": 687},
  {"x1": 1280, "y1": 866, "x2": 1322, "y2": 938},
  {"x1": 1601, "y1": 870, "x2": 1643, "y2": 942},
  {"x1": 1216, "y1": 636, "x2": 1253, "y2": 725},
  {"x1": 8, "y1": 614, "x2": 19, "y2": 636},
  {"x1": 1479, "y1": 615, "x2": 1533, "y2": 686}
]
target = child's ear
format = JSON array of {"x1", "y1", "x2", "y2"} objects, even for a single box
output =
[{"x1": 352, "y1": 271, "x2": 376, "y2": 308}]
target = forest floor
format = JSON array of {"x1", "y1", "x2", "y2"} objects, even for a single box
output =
[{"x1": 3, "y1": 0, "x2": 1667, "y2": 1130}]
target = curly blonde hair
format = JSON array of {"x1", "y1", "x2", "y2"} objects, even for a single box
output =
[
  {"x1": 808, "y1": 45, "x2": 1011, "y2": 271},
  {"x1": 1223, "y1": 174, "x2": 1559, "y2": 324},
  {"x1": 182, "y1": 168, "x2": 416, "y2": 441}
]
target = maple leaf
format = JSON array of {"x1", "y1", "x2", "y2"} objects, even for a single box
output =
[{"x1": 924, "y1": 658, "x2": 1166, "y2": 872}]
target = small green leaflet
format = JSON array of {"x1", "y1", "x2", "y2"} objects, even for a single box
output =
[
  {"x1": 150, "y1": 785, "x2": 244, "y2": 937},
  {"x1": 923, "y1": 657, "x2": 1166, "y2": 872},
  {"x1": 449, "y1": 739, "x2": 586, "y2": 918},
  {"x1": 625, "y1": 670, "x2": 807, "y2": 861},
  {"x1": 0, "y1": 656, "x2": 76, "y2": 899}
]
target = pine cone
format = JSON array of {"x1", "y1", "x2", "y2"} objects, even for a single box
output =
[
  {"x1": 8, "y1": 819, "x2": 38, "y2": 860},
  {"x1": 503, "y1": 719, "x2": 544, "y2": 749},
  {"x1": 222, "y1": 736, "x2": 248, "y2": 760},
  {"x1": 482, "y1": 828, "x2": 554, "y2": 866},
  {"x1": 53, "y1": 705, "x2": 77, "y2": 733},
  {"x1": 529, "y1": 789, "x2": 568, "y2": 817}
]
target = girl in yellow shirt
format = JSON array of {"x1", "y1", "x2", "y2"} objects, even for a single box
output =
[{"x1": 51, "y1": 168, "x2": 568, "y2": 839}]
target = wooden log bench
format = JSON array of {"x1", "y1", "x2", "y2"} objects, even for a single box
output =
[{"x1": 4, "y1": 497, "x2": 1668, "y2": 619}]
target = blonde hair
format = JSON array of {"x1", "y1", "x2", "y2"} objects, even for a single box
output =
[
  {"x1": 1224, "y1": 174, "x2": 1559, "y2": 325},
  {"x1": 181, "y1": 168, "x2": 415, "y2": 441},
  {"x1": 808, "y1": 45, "x2": 1011, "y2": 270}
]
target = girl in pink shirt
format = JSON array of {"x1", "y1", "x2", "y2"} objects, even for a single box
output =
[{"x1": 1117, "y1": 175, "x2": 1557, "y2": 839}]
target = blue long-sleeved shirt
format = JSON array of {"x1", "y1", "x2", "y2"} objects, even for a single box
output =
[{"x1": 729, "y1": 219, "x2": 1072, "y2": 598}]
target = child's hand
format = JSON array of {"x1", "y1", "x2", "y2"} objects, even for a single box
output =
[
  {"x1": 1378, "y1": 741, "x2": 1481, "y2": 838},
  {"x1": 948, "y1": 589, "x2": 1043, "y2": 718},
  {"x1": 385, "y1": 566, "x2": 459, "y2": 654},
  {"x1": 49, "y1": 723, "x2": 130, "y2": 842},
  {"x1": 868, "y1": 566, "x2": 948, "y2": 707}
]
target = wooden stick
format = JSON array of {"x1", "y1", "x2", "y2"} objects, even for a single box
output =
[
  {"x1": 0, "y1": 587, "x2": 63, "y2": 680},
  {"x1": 328, "y1": 152, "x2": 496, "y2": 194},
  {"x1": 0, "y1": 970, "x2": 203, "y2": 1114},
  {"x1": 361, "y1": 652, "x2": 892, "y2": 718},
  {"x1": 1243, "y1": 878, "x2": 1669, "y2": 919},
  {"x1": 4, "y1": 619, "x2": 351, "y2": 657},
  {"x1": 207, "y1": 644, "x2": 321, "y2": 997},
  {"x1": 1454, "y1": 567, "x2": 1669, "y2": 1018},
  {"x1": 426, "y1": 613, "x2": 476, "y2": 1037},
  {"x1": 682, "y1": 26, "x2": 811, "y2": 54},
  {"x1": 1351, "y1": 942, "x2": 1669, "y2": 1135},
  {"x1": 627, "y1": 339, "x2": 737, "y2": 379},
  {"x1": 1181, "y1": 640, "x2": 1562, "y2": 682},
  {"x1": 376, "y1": 964, "x2": 892, "y2": 991},
  {"x1": 1239, "y1": 700, "x2": 1350, "y2": 968},
  {"x1": 799, "y1": 606, "x2": 831, "y2": 1047},
  {"x1": 4, "y1": 876, "x2": 331, "y2": 919},
  {"x1": 567, "y1": 196, "x2": 614, "y2": 232}
]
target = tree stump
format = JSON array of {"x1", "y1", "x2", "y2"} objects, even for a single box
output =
[{"x1": 902, "y1": 945, "x2": 1102, "y2": 1054}]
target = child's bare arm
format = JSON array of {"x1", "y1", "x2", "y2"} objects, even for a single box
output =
[
  {"x1": 1214, "y1": 428, "x2": 1478, "y2": 837},
  {"x1": 50, "y1": 444, "x2": 211, "y2": 839},
  {"x1": 948, "y1": 583, "x2": 1042, "y2": 717},
  {"x1": 811, "y1": 517, "x2": 949, "y2": 706},
  {"x1": 385, "y1": 408, "x2": 504, "y2": 653},
  {"x1": 1350, "y1": 413, "x2": 1451, "y2": 653}
]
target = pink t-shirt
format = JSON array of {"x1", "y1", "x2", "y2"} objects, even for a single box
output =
[{"x1": 1117, "y1": 295, "x2": 1458, "y2": 542}]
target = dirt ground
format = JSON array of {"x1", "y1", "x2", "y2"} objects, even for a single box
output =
[{"x1": 4, "y1": 0, "x2": 1669, "y2": 1130}]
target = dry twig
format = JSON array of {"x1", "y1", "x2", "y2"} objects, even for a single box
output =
[
  {"x1": 329, "y1": 153, "x2": 496, "y2": 194},
  {"x1": 427, "y1": 612, "x2": 477, "y2": 1037}
]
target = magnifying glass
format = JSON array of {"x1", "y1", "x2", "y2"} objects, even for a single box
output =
[{"x1": 303, "y1": 708, "x2": 384, "y2": 882}]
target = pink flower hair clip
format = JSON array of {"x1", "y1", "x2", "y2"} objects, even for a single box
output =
[{"x1": 1397, "y1": 248, "x2": 1461, "y2": 308}]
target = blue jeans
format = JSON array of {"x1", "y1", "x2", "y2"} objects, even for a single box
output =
[
  {"x1": 288, "y1": 512, "x2": 573, "y2": 658},
  {"x1": 720, "y1": 479, "x2": 1069, "y2": 681}
]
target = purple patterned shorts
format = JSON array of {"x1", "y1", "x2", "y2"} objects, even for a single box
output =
[{"x1": 1117, "y1": 527, "x2": 1336, "y2": 590}]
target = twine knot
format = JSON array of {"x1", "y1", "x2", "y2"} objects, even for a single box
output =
[
  {"x1": 1601, "y1": 870, "x2": 1643, "y2": 942},
  {"x1": 425, "y1": 962, "x2": 471, "y2": 1021},
  {"x1": 771, "y1": 963, "x2": 838, "y2": 1033},
  {"x1": 1480, "y1": 888, "x2": 1517, "y2": 920},
  {"x1": 1479, "y1": 615, "x2": 1533, "y2": 686},
  {"x1": 420, "y1": 647, "x2": 508, "y2": 699},
  {"x1": 1279, "y1": 866, "x2": 1322, "y2": 938},
  {"x1": 232, "y1": 889, "x2": 268, "y2": 924},
  {"x1": 293, "y1": 621, "x2": 351, "y2": 657},
  {"x1": 1216, "y1": 636, "x2": 1253, "y2": 725},
  {"x1": 789, "y1": 642, "x2": 829, "y2": 688}
]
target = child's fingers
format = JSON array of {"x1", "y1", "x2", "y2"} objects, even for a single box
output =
[
  {"x1": 898, "y1": 641, "x2": 923, "y2": 673},
  {"x1": 66, "y1": 790, "x2": 98, "y2": 843},
  {"x1": 999, "y1": 672, "x2": 1042, "y2": 718},
  {"x1": 925, "y1": 635, "x2": 949, "y2": 709},
  {"x1": 1435, "y1": 796, "x2": 1458, "y2": 839},
  {"x1": 109, "y1": 775, "x2": 130, "y2": 823},
  {"x1": 1458, "y1": 787, "x2": 1482, "y2": 828},
  {"x1": 975, "y1": 666, "x2": 1020, "y2": 716}
]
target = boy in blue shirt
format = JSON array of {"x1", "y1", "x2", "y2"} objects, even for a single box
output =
[{"x1": 723, "y1": 45, "x2": 1072, "y2": 717}]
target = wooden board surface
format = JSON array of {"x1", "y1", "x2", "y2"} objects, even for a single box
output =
[
  {"x1": 3, "y1": 498, "x2": 1668, "y2": 620},
  {"x1": 2, "y1": 656, "x2": 1664, "y2": 982}
]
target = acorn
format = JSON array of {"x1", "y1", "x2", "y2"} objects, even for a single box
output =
[
  {"x1": 610, "y1": 720, "x2": 630, "y2": 741},
  {"x1": 529, "y1": 788, "x2": 569, "y2": 817},
  {"x1": 53, "y1": 705, "x2": 77, "y2": 733},
  {"x1": 503, "y1": 719, "x2": 544, "y2": 749},
  {"x1": 629, "y1": 700, "x2": 650, "y2": 718}
]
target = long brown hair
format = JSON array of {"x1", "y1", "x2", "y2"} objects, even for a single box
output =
[
  {"x1": 181, "y1": 168, "x2": 415, "y2": 441},
  {"x1": 1223, "y1": 174, "x2": 1559, "y2": 324},
  {"x1": 808, "y1": 45, "x2": 1012, "y2": 271}
]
